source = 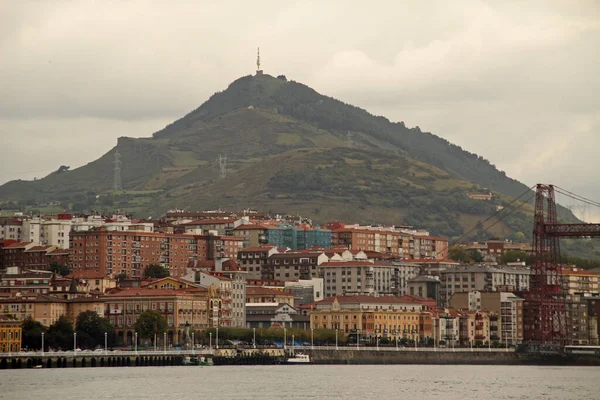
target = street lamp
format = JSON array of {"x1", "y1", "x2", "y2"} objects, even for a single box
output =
[
  {"x1": 164, "y1": 332, "x2": 167, "y2": 354},
  {"x1": 311, "y1": 328, "x2": 314, "y2": 349},
  {"x1": 154, "y1": 332, "x2": 157, "y2": 352},
  {"x1": 135, "y1": 332, "x2": 138, "y2": 354},
  {"x1": 104, "y1": 332, "x2": 108, "y2": 356},
  {"x1": 356, "y1": 330, "x2": 360, "y2": 350},
  {"x1": 292, "y1": 335, "x2": 295, "y2": 354},
  {"x1": 209, "y1": 332, "x2": 212, "y2": 350},
  {"x1": 283, "y1": 328, "x2": 287, "y2": 350},
  {"x1": 74, "y1": 332, "x2": 77, "y2": 352},
  {"x1": 8, "y1": 332, "x2": 11, "y2": 357},
  {"x1": 41, "y1": 332, "x2": 45, "y2": 356},
  {"x1": 253, "y1": 328, "x2": 256, "y2": 349},
  {"x1": 335, "y1": 330, "x2": 338, "y2": 350},
  {"x1": 216, "y1": 327, "x2": 219, "y2": 350},
  {"x1": 192, "y1": 332, "x2": 195, "y2": 353}
]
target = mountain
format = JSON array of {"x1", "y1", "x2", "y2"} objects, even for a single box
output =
[{"x1": 0, "y1": 73, "x2": 589, "y2": 249}]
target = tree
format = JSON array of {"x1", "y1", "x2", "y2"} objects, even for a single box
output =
[
  {"x1": 75, "y1": 311, "x2": 115, "y2": 349},
  {"x1": 134, "y1": 310, "x2": 167, "y2": 340},
  {"x1": 448, "y1": 246, "x2": 471, "y2": 263},
  {"x1": 499, "y1": 250, "x2": 531, "y2": 265},
  {"x1": 50, "y1": 262, "x2": 71, "y2": 277},
  {"x1": 21, "y1": 317, "x2": 47, "y2": 350},
  {"x1": 144, "y1": 264, "x2": 170, "y2": 278},
  {"x1": 47, "y1": 315, "x2": 74, "y2": 350},
  {"x1": 116, "y1": 272, "x2": 128, "y2": 281}
]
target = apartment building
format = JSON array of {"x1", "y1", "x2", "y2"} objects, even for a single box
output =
[
  {"x1": 319, "y1": 261, "x2": 396, "y2": 297},
  {"x1": 330, "y1": 227, "x2": 400, "y2": 256},
  {"x1": 0, "y1": 218, "x2": 21, "y2": 241},
  {"x1": 246, "y1": 286, "x2": 295, "y2": 307},
  {"x1": 459, "y1": 310, "x2": 492, "y2": 345},
  {"x1": 440, "y1": 265, "x2": 530, "y2": 305},
  {"x1": 69, "y1": 228, "x2": 243, "y2": 278},
  {"x1": 265, "y1": 251, "x2": 328, "y2": 281},
  {"x1": 237, "y1": 246, "x2": 279, "y2": 279},
  {"x1": 450, "y1": 291, "x2": 524, "y2": 345}
]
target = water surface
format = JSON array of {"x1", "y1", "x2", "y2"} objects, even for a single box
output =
[{"x1": 1, "y1": 365, "x2": 597, "y2": 400}]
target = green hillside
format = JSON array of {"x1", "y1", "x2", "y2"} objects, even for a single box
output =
[{"x1": 0, "y1": 73, "x2": 591, "y2": 251}]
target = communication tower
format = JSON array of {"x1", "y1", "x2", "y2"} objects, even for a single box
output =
[
  {"x1": 256, "y1": 47, "x2": 263, "y2": 75},
  {"x1": 113, "y1": 150, "x2": 123, "y2": 191}
]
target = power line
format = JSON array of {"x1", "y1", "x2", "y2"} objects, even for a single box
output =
[
  {"x1": 554, "y1": 186, "x2": 600, "y2": 209},
  {"x1": 432, "y1": 184, "x2": 537, "y2": 259}
]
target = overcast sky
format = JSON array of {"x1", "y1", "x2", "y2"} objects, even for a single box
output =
[{"x1": 1, "y1": 1, "x2": 599, "y2": 221}]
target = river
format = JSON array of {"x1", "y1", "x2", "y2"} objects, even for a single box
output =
[{"x1": 0, "y1": 365, "x2": 597, "y2": 400}]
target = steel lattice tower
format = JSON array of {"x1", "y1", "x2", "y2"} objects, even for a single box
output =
[{"x1": 113, "y1": 150, "x2": 123, "y2": 191}]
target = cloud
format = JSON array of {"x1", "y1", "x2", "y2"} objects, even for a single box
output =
[{"x1": 1, "y1": 0, "x2": 599, "y2": 219}]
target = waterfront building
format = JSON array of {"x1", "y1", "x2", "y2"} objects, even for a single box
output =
[
  {"x1": 104, "y1": 287, "x2": 210, "y2": 346},
  {"x1": 0, "y1": 315, "x2": 22, "y2": 353},
  {"x1": 459, "y1": 310, "x2": 492, "y2": 345},
  {"x1": 245, "y1": 303, "x2": 310, "y2": 330},
  {"x1": 406, "y1": 275, "x2": 441, "y2": 306},
  {"x1": 0, "y1": 293, "x2": 68, "y2": 326},
  {"x1": 308, "y1": 295, "x2": 424, "y2": 341},
  {"x1": 449, "y1": 291, "x2": 524, "y2": 345}
]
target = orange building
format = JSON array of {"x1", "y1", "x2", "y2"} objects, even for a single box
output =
[
  {"x1": 0, "y1": 315, "x2": 21, "y2": 353},
  {"x1": 330, "y1": 228, "x2": 400, "y2": 256},
  {"x1": 69, "y1": 228, "x2": 243, "y2": 278}
]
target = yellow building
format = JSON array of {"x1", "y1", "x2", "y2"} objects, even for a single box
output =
[
  {"x1": 0, "y1": 315, "x2": 22, "y2": 353},
  {"x1": 308, "y1": 296, "x2": 424, "y2": 341}
]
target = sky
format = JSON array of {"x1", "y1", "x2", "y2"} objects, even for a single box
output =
[{"x1": 1, "y1": 0, "x2": 599, "y2": 221}]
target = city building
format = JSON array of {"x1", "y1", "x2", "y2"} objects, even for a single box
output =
[
  {"x1": 0, "y1": 218, "x2": 22, "y2": 241},
  {"x1": 319, "y1": 261, "x2": 396, "y2": 297},
  {"x1": 246, "y1": 286, "x2": 295, "y2": 307},
  {"x1": 449, "y1": 291, "x2": 524, "y2": 345},
  {"x1": 103, "y1": 288, "x2": 210, "y2": 346},
  {"x1": 232, "y1": 224, "x2": 268, "y2": 248},
  {"x1": 459, "y1": 310, "x2": 492, "y2": 345},
  {"x1": 265, "y1": 251, "x2": 328, "y2": 280},
  {"x1": 440, "y1": 264, "x2": 530, "y2": 305},
  {"x1": 406, "y1": 276, "x2": 441, "y2": 306},
  {"x1": 307, "y1": 295, "x2": 425, "y2": 341},
  {"x1": 330, "y1": 226, "x2": 400, "y2": 256},
  {"x1": 245, "y1": 303, "x2": 310, "y2": 330},
  {"x1": 459, "y1": 240, "x2": 533, "y2": 262},
  {"x1": 0, "y1": 315, "x2": 22, "y2": 353},
  {"x1": 69, "y1": 228, "x2": 243, "y2": 278},
  {"x1": 0, "y1": 293, "x2": 68, "y2": 326},
  {"x1": 284, "y1": 278, "x2": 324, "y2": 307},
  {"x1": 237, "y1": 246, "x2": 279, "y2": 279}
]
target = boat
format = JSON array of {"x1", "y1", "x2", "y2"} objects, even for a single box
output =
[
  {"x1": 284, "y1": 352, "x2": 312, "y2": 364},
  {"x1": 183, "y1": 355, "x2": 213, "y2": 366}
]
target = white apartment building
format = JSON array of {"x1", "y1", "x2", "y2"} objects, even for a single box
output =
[
  {"x1": 440, "y1": 264, "x2": 530, "y2": 305},
  {"x1": 319, "y1": 261, "x2": 396, "y2": 297}
]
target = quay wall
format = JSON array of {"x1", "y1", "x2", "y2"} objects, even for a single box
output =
[{"x1": 304, "y1": 349, "x2": 600, "y2": 366}]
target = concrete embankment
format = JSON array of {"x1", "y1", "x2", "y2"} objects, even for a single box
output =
[{"x1": 303, "y1": 349, "x2": 600, "y2": 366}]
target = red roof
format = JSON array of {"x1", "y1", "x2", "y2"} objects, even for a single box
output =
[
  {"x1": 67, "y1": 270, "x2": 108, "y2": 280},
  {"x1": 48, "y1": 249, "x2": 70, "y2": 255},
  {"x1": 239, "y1": 246, "x2": 275, "y2": 252},
  {"x1": 233, "y1": 224, "x2": 268, "y2": 230},
  {"x1": 221, "y1": 259, "x2": 241, "y2": 272},
  {"x1": 320, "y1": 261, "x2": 392, "y2": 267},
  {"x1": 183, "y1": 219, "x2": 237, "y2": 225},
  {"x1": 104, "y1": 288, "x2": 192, "y2": 297},
  {"x1": 25, "y1": 245, "x2": 54, "y2": 252},
  {"x1": 246, "y1": 286, "x2": 292, "y2": 296},
  {"x1": 316, "y1": 295, "x2": 421, "y2": 305},
  {"x1": 4, "y1": 242, "x2": 32, "y2": 249}
]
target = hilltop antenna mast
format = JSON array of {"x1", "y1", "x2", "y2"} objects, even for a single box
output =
[
  {"x1": 113, "y1": 150, "x2": 123, "y2": 191},
  {"x1": 218, "y1": 154, "x2": 227, "y2": 179},
  {"x1": 256, "y1": 47, "x2": 263, "y2": 75}
]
